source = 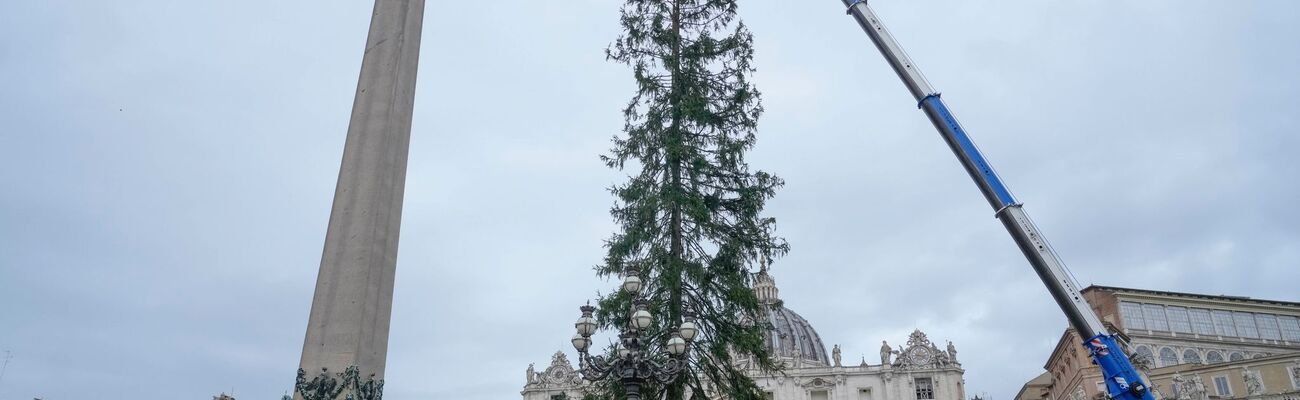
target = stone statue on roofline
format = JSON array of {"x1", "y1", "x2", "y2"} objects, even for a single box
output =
[{"x1": 880, "y1": 340, "x2": 892, "y2": 365}]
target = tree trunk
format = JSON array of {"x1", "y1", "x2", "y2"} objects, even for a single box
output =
[{"x1": 666, "y1": 1, "x2": 686, "y2": 399}]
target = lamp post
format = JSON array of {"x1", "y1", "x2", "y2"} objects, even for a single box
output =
[{"x1": 570, "y1": 269, "x2": 698, "y2": 400}]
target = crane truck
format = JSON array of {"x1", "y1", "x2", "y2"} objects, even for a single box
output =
[{"x1": 837, "y1": 2, "x2": 1154, "y2": 399}]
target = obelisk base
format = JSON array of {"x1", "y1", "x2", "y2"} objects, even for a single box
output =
[{"x1": 294, "y1": 367, "x2": 384, "y2": 400}]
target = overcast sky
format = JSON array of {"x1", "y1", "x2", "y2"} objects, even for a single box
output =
[{"x1": 2, "y1": 1, "x2": 1298, "y2": 399}]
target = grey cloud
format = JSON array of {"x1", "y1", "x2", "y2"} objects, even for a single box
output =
[{"x1": 1, "y1": 1, "x2": 1297, "y2": 399}]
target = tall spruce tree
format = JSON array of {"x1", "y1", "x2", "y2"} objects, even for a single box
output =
[{"x1": 592, "y1": 1, "x2": 787, "y2": 399}]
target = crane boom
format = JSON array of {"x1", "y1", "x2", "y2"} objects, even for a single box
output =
[{"x1": 839, "y1": 2, "x2": 1153, "y2": 399}]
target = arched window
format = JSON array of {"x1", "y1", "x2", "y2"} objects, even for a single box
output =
[
  {"x1": 1159, "y1": 347, "x2": 1179, "y2": 367},
  {"x1": 1229, "y1": 352, "x2": 1245, "y2": 361},
  {"x1": 1183, "y1": 349, "x2": 1202, "y2": 364},
  {"x1": 1135, "y1": 346, "x2": 1155, "y2": 365},
  {"x1": 1206, "y1": 351, "x2": 1224, "y2": 364}
]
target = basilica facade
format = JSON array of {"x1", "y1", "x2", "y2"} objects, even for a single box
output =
[{"x1": 522, "y1": 270, "x2": 967, "y2": 400}]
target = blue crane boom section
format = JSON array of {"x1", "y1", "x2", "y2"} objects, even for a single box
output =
[{"x1": 837, "y1": 2, "x2": 1155, "y2": 399}]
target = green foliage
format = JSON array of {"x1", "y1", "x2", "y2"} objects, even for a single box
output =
[{"x1": 593, "y1": 0, "x2": 788, "y2": 399}]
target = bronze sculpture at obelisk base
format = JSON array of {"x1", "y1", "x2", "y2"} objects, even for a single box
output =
[{"x1": 293, "y1": 1, "x2": 424, "y2": 399}]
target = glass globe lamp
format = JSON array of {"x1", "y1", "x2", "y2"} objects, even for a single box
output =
[
  {"x1": 571, "y1": 333, "x2": 591, "y2": 352},
  {"x1": 631, "y1": 309, "x2": 653, "y2": 330},
  {"x1": 666, "y1": 334, "x2": 687, "y2": 355},
  {"x1": 622, "y1": 275, "x2": 642, "y2": 294},
  {"x1": 679, "y1": 320, "x2": 698, "y2": 342},
  {"x1": 575, "y1": 315, "x2": 596, "y2": 336},
  {"x1": 575, "y1": 304, "x2": 598, "y2": 336}
]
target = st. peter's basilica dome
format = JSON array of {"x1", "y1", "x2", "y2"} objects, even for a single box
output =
[{"x1": 754, "y1": 267, "x2": 830, "y2": 367}]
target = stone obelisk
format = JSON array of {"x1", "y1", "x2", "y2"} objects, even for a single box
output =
[{"x1": 294, "y1": 1, "x2": 424, "y2": 399}]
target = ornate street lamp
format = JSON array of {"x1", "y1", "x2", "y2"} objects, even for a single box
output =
[{"x1": 570, "y1": 268, "x2": 694, "y2": 400}]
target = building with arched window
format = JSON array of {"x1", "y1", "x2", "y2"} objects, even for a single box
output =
[
  {"x1": 1159, "y1": 348, "x2": 1180, "y2": 367},
  {"x1": 523, "y1": 270, "x2": 968, "y2": 400},
  {"x1": 1016, "y1": 286, "x2": 1300, "y2": 400},
  {"x1": 1205, "y1": 351, "x2": 1224, "y2": 363}
]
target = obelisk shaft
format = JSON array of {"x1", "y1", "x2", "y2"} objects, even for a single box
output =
[{"x1": 296, "y1": 0, "x2": 423, "y2": 399}]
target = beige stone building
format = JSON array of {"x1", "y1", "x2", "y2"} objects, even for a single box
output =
[
  {"x1": 523, "y1": 270, "x2": 968, "y2": 400},
  {"x1": 1016, "y1": 286, "x2": 1300, "y2": 400}
]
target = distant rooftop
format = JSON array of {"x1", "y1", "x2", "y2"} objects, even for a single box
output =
[{"x1": 1083, "y1": 285, "x2": 1300, "y2": 308}]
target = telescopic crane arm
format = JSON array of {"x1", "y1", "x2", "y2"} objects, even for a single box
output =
[{"x1": 838, "y1": 2, "x2": 1153, "y2": 399}]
